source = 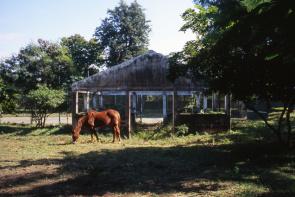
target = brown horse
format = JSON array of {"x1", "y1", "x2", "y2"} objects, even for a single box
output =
[{"x1": 72, "y1": 109, "x2": 121, "y2": 143}]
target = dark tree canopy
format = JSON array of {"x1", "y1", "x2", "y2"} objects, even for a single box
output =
[
  {"x1": 171, "y1": 0, "x2": 295, "y2": 146},
  {"x1": 94, "y1": 0, "x2": 151, "y2": 66}
]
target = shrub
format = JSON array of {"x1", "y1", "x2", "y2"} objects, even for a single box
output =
[{"x1": 175, "y1": 124, "x2": 189, "y2": 136}]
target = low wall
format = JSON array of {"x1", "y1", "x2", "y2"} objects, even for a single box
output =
[{"x1": 176, "y1": 113, "x2": 230, "y2": 132}]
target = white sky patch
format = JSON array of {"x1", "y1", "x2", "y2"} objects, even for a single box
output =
[{"x1": 0, "y1": 33, "x2": 25, "y2": 43}]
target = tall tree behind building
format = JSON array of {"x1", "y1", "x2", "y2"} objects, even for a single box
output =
[{"x1": 94, "y1": 0, "x2": 151, "y2": 67}]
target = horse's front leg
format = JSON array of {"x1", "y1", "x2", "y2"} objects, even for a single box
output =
[{"x1": 93, "y1": 128, "x2": 100, "y2": 142}]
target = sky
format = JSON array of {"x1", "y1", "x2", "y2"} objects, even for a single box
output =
[{"x1": 0, "y1": 0, "x2": 196, "y2": 59}]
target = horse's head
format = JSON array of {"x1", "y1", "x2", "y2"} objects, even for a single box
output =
[
  {"x1": 72, "y1": 114, "x2": 87, "y2": 144},
  {"x1": 87, "y1": 110, "x2": 96, "y2": 128},
  {"x1": 72, "y1": 126, "x2": 80, "y2": 143}
]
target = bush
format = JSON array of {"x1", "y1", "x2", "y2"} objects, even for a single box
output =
[
  {"x1": 175, "y1": 124, "x2": 189, "y2": 136},
  {"x1": 26, "y1": 85, "x2": 65, "y2": 127}
]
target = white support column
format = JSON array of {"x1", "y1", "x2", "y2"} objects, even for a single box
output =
[
  {"x1": 83, "y1": 92, "x2": 90, "y2": 111},
  {"x1": 72, "y1": 91, "x2": 79, "y2": 127},
  {"x1": 203, "y1": 95, "x2": 208, "y2": 111},
  {"x1": 92, "y1": 94, "x2": 97, "y2": 109},
  {"x1": 99, "y1": 92, "x2": 103, "y2": 108},
  {"x1": 132, "y1": 92, "x2": 137, "y2": 115},
  {"x1": 224, "y1": 95, "x2": 227, "y2": 112},
  {"x1": 225, "y1": 94, "x2": 232, "y2": 130},
  {"x1": 196, "y1": 93, "x2": 201, "y2": 111},
  {"x1": 172, "y1": 91, "x2": 175, "y2": 132},
  {"x1": 212, "y1": 93, "x2": 215, "y2": 111},
  {"x1": 140, "y1": 95, "x2": 143, "y2": 123},
  {"x1": 162, "y1": 94, "x2": 167, "y2": 118},
  {"x1": 126, "y1": 91, "x2": 131, "y2": 138},
  {"x1": 75, "y1": 91, "x2": 79, "y2": 114}
]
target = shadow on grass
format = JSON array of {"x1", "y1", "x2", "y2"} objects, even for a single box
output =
[
  {"x1": 0, "y1": 124, "x2": 72, "y2": 135},
  {"x1": 1, "y1": 142, "x2": 295, "y2": 196}
]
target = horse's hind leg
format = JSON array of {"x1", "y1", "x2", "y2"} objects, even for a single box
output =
[
  {"x1": 116, "y1": 125, "x2": 121, "y2": 142},
  {"x1": 112, "y1": 129, "x2": 116, "y2": 143},
  {"x1": 113, "y1": 124, "x2": 121, "y2": 142}
]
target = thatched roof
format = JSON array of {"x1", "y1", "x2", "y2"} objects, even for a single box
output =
[{"x1": 71, "y1": 50, "x2": 203, "y2": 92}]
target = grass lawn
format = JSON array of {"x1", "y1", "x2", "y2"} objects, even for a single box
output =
[{"x1": 0, "y1": 119, "x2": 294, "y2": 196}]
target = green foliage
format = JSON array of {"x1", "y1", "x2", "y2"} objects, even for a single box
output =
[
  {"x1": 26, "y1": 85, "x2": 65, "y2": 127},
  {"x1": 94, "y1": 0, "x2": 151, "y2": 66},
  {"x1": 3, "y1": 39, "x2": 76, "y2": 93},
  {"x1": 0, "y1": 78, "x2": 18, "y2": 113},
  {"x1": 27, "y1": 85, "x2": 65, "y2": 109},
  {"x1": 61, "y1": 34, "x2": 103, "y2": 78},
  {"x1": 171, "y1": 0, "x2": 295, "y2": 146},
  {"x1": 175, "y1": 124, "x2": 189, "y2": 136}
]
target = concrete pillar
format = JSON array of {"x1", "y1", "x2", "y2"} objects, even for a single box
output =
[
  {"x1": 75, "y1": 91, "x2": 79, "y2": 114},
  {"x1": 203, "y1": 95, "x2": 208, "y2": 111},
  {"x1": 162, "y1": 94, "x2": 167, "y2": 118},
  {"x1": 172, "y1": 91, "x2": 175, "y2": 132},
  {"x1": 225, "y1": 94, "x2": 232, "y2": 130},
  {"x1": 92, "y1": 93, "x2": 97, "y2": 109},
  {"x1": 99, "y1": 92, "x2": 103, "y2": 109},
  {"x1": 126, "y1": 91, "x2": 131, "y2": 138},
  {"x1": 196, "y1": 93, "x2": 201, "y2": 112},
  {"x1": 72, "y1": 91, "x2": 79, "y2": 128},
  {"x1": 132, "y1": 92, "x2": 137, "y2": 114},
  {"x1": 83, "y1": 92, "x2": 90, "y2": 111}
]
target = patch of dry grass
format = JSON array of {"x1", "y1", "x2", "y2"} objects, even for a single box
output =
[{"x1": 0, "y1": 119, "x2": 294, "y2": 196}]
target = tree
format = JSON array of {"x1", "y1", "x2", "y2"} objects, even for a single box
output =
[
  {"x1": 171, "y1": 0, "x2": 295, "y2": 146},
  {"x1": 0, "y1": 79, "x2": 18, "y2": 113},
  {"x1": 26, "y1": 85, "x2": 65, "y2": 127},
  {"x1": 4, "y1": 39, "x2": 75, "y2": 94},
  {"x1": 61, "y1": 34, "x2": 103, "y2": 77},
  {"x1": 94, "y1": 0, "x2": 151, "y2": 66}
]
